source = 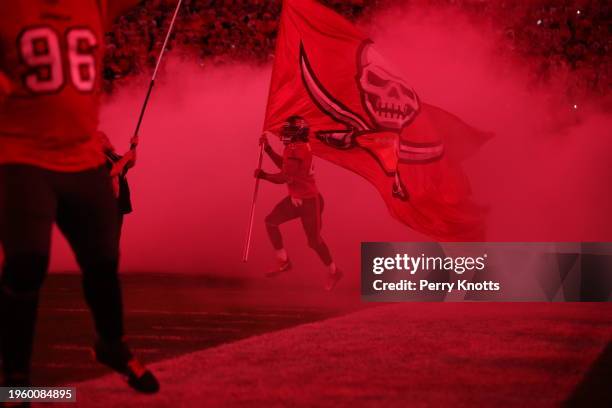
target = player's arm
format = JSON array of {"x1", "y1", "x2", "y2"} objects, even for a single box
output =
[
  {"x1": 260, "y1": 131, "x2": 283, "y2": 169},
  {"x1": 265, "y1": 146, "x2": 284, "y2": 169},
  {"x1": 110, "y1": 149, "x2": 136, "y2": 177},
  {"x1": 254, "y1": 155, "x2": 302, "y2": 184},
  {"x1": 96, "y1": 131, "x2": 116, "y2": 154},
  {"x1": 254, "y1": 169, "x2": 287, "y2": 184}
]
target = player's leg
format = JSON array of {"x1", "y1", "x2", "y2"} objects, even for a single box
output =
[
  {"x1": 0, "y1": 165, "x2": 55, "y2": 387},
  {"x1": 299, "y1": 195, "x2": 332, "y2": 264},
  {"x1": 54, "y1": 166, "x2": 158, "y2": 393},
  {"x1": 299, "y1": 195, "x2": 342, "y2": 290},
  {"x1": 264, "y1": 196, "x2": 300, "y2": 276},
  {"x1": 56, "y1": 167, "x2": 123, "y2": 343}
]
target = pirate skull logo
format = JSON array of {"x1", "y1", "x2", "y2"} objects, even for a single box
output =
[
  {"x1": 299, "y1": 41, "x2": 434, "y2": 201},
  {"x1": 358, "y1": 43, "x2": 420, "y2": 130}
]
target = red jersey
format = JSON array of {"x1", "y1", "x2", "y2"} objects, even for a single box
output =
[
  {"x1": 282, "y1": 142, "x2": 319, "y2": 199},
  {"x1": 0, "y1": 0, "x2": 136, "y2": 171}
]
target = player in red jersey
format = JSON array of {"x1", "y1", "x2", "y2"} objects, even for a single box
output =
[
  {"x1": 255, "y1": 115, "x2": 343, "y2": 291},
  {"x1": 0, "y1": 1, "x2": 158, "y2": 397}
]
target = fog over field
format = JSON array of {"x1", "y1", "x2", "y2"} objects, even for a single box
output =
[{"x1": 49, "y1": 5, "x2": 612, "y2": 284}]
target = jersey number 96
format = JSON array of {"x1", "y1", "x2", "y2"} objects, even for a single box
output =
[{"x1": 18, "y1": 26, "x2": 98, "y2": 94}]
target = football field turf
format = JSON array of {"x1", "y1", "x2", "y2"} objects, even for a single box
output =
[
  {"x1": 33, "y1": 274, "x2": 362, "y2": 387},
  {"x1": 31, "y1": 274, "x2": 612, "y2": 407}
]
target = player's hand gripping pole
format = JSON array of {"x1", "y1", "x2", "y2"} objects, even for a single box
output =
[
  {"x1": 129, "y1": 0, "x2": 183, "y2": 151},
  {"x1": 242, "y1": 143, "x2": 265, "y2": 262},
  {"x1": 242, "y1": 4, "x2": 286, "y2": 262}
]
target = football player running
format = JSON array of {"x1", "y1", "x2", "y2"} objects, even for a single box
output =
[
  {"x1": 254, "y1": 115, "x2": 343, "y2": 291},
  {"x1": 0, "y1": 0, "x2": 158, "y2": 398}
]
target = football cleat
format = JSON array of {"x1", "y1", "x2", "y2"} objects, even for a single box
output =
[
  {"x1": 265, "y1": 258, "x2": 292, "y2": 278},
  {"x1": 93, "y1": 339, "x2": 160, "y2": 394},
  {"x1": 325, "y1": 269, "x2": 343, "y2": 291}
]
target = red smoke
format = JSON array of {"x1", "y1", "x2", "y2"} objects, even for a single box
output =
[
  {"x1": 371, "y1": 5, "x2": 612, "y2": 242},
  {"x1": 49, "y1": 4, "x2": 611, "y2": 284}
]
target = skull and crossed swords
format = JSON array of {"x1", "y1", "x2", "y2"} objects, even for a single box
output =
[{"x1": 300, "y1": 41, "x2": 445, "y2": 200}]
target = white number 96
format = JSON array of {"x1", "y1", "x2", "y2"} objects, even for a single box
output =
[{"x1": 19, "y1": 26, "x2": 97, "y2": 93}]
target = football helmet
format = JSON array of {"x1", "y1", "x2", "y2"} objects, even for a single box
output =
[{"x1": 280, "y1": 115, "x2": 309, "y2": 144}]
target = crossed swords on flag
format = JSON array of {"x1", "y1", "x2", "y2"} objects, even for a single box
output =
[
  {"x1": 299, "y1": 42, "x2": 446, "y2": 202},
  {"x1": 128, "y1": 0, "x2": 486, "y2": 260}
]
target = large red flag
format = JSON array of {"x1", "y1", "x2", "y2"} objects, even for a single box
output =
[{"x1": 264, "y1": 0, "x2": 490, "y2": 241}]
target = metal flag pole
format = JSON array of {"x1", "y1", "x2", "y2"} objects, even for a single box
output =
[
  {"x1": 242, "y1": 143, "x2": 265, "y2": 262},
  {"x1": 242, "y1": 1, "x2": 288, "y2": 263},
  {"x1": 129, "y1": 0, "x2": 183, "y2": 151}
]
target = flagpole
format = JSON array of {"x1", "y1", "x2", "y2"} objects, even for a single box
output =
[
  {"x1": 242, "y1": 143, "x2": 265, "y2": 262},
  {"x1": 242, "y1": 2, "x2": 289, "y2": 263},
  {"x1": 129, "y1": 0, "x2": 183, "y2": 151}
]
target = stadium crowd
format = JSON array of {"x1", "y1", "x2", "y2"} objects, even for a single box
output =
[{"x1": 103, "y1": 0, "x2": 610, "y2": 103}]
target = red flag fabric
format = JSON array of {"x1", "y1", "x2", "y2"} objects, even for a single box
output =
[{"x1": 264, "y1": 0, "x2": 490, "y2": 241}]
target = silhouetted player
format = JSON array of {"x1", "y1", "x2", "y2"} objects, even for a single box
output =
[
  {"x1": 255, "y1": 115, "x2": 343, "y2": 290},
  {"x1": 0, "y1": 0, "x2": 158, "y2": 397}
]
